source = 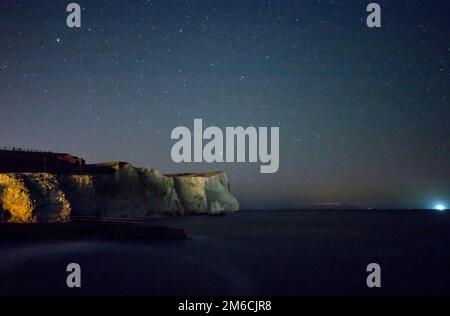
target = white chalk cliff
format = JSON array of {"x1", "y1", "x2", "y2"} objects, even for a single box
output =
[{"x1": 0, "y1": 163, "x2": 239, "y2": 223}]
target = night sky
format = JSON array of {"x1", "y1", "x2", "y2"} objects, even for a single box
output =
[{"x1": 1, "y1": 0, "x2": 449, "y2": 209}]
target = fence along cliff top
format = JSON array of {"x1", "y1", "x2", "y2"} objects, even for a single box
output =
[{"x1": 1, "y1": 146, "x2": 53, "y2": 154}]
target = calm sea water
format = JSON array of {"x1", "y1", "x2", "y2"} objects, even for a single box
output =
[{"x1": 1, "y1": 210, "x2": 449, "y2": 295}]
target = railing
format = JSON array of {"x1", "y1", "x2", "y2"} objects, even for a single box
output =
[{"x1": 1, "y1": 146, "x2": 53, "y2": 154}]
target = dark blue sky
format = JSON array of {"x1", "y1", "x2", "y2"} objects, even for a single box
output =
[{"x1": 0, "y1": 0, "x2": 449, "y2": 209}]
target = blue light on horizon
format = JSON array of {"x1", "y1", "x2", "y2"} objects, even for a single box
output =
[{"x1": 433, "y1": 203, "x2": 447, "y2": 211}]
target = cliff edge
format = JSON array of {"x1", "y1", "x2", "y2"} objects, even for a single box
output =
[{"x1": 0, "y1": 162, "x2": 239, "y2": 223}]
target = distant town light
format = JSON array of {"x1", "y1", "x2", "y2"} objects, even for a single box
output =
[{"x1": 434, "y1": 203, "x2": 447, "y2": 211}]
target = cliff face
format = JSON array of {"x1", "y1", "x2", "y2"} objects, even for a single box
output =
[
  {"x1": 0, "y1": 163, "x2": 239, "y2": 223},
  {"x1": 0, "y1": 173, "x2": 71, "y2": 223}
]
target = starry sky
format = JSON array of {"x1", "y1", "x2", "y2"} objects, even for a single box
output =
[{"x1": 0, "y1": 0, "x2": 449, "y2": 209}]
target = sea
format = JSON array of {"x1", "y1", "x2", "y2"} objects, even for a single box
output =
[{"x1": 1, "y1": 210, "x2": 449, "y2": 295}]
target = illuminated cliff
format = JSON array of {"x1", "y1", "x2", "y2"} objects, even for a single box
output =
[
  {"x1": 0, "y1": 173, "x2": 71, "y2": 223},
  {"x1": 0, "y1": 162, "x2": 239, "y2": 223}
]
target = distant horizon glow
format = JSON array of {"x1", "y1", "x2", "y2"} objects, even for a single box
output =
[{"x1": 434, "y1": 203, "x2": 447, "y2": 211}]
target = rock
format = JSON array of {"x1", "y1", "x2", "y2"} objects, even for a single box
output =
[
  {"x1": 171, "y1": 172, "x2": 239, "y2": 215},
  {"x1": 0, "y1": 163, "x2": 239, "y2": 223},
  {"x1": 0, "y1": 173, "x2": 71, "y2": 223}
]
